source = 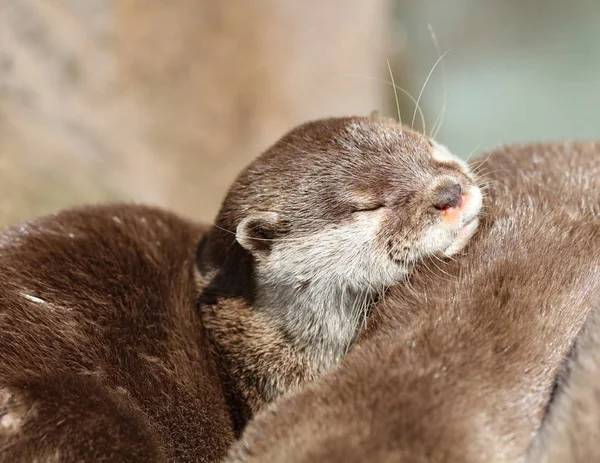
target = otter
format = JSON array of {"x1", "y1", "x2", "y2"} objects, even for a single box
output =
[
  {"x1": 0, "y1": 131, "x2": 597, "y2": 463},
  {"x1": 0, "y1": 115, "x2": 481, "y2": 461},
  {"x1": 226, "y1": 141, "x2": 600, "y2": 463},
  {"x1": 527, "y1": 304, "x2": 600, "y2": 463},
  {"x1": 0, "y1": 205, "x2": 235, "y2": 462},
  {"x1": 197, "y1": 114, "x2": 482, "y2": 415}
]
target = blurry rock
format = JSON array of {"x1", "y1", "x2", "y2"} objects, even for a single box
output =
[{"x1": 0, "y1": 0, "x2": 386, "y2": 226}]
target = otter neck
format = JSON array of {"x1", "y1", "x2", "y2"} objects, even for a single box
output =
[{"x1": 253, "y1": 271, "x2": 378, "y2": 368}]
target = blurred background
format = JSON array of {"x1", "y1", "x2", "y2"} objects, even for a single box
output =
[{"x1": 1, "y1": 0, "x2": 599, "y2": 226}]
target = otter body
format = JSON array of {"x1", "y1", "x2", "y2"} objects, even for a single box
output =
[
  {"x1": 227, "y1": 142, "x2": 600, "y2": 463},
  {"x1": 0, "y1": 205, "x2": 234, "y2": 462},
  {"x1": 2, "y1": 129, "x2": 598, "y2": 462},
  {"x1": 0, "y1": 114, "x2": 483, "y2": 460},
  {"x1": 528, "y1": 300, "x2": 600, "y2": 463}
]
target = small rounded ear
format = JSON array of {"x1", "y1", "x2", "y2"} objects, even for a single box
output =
[{"x1": 236, "y1": 212, "x2": 281, "y2": 258}]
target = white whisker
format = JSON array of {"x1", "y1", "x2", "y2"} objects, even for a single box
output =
[
  {"x1": 387, "y1": 59, "x2": 403, "y2": 130},
  {"x1": 411, "y1": 49, "x2": 451, "y2": 132},
  {"x1": 427, "y1": 24, "x2": 448, "y2": 140}
]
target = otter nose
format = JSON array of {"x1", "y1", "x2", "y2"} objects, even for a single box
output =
[{"x1": 434, "y1": 183, "x2": 462, "y2": 210}]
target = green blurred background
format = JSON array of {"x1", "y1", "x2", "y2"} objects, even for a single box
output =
[{"x1": 1, "y1": 0, "x2": 598, "y2": 227}]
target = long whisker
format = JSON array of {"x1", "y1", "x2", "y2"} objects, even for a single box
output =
[
  {"x1": 425, "y1": 256, "x2": 455, "y2": 281},
  {"x1": 411, "y1": 49, "x2": 451, "y2": 132},
  {"x1": 465, "y1": 143, "x2": 484, "y2": 162},
  {"x1": 427, "y1": 24, "x2": 448, "y2": 140},
  {"x1": 472, "y1": 168, "x2": 512, "y2": 178},
  {"x1": 346, "y1": 74, "x2": 425, "y2": 134},
  {"x1": 363, "y1": 290, "x2": 374, "y2": 331},
  {"x1": 387, "y1": 59, "x2": 403, "y2": 130},
  {"x1": 468, "y1": 149, "x2": 495, "y2": 170},
  {"x1": 419, "y1": 251, "x2": 455, "y2": 285},
  {"x1": 209, "y1": 223, "x2": 310, "y2": 244}
]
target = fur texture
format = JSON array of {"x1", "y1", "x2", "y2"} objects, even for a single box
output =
[
  {"x1": 0, "y1": 116, "x2": 481, "y2": 460},
  {"x1": 527, "y1": 305, "x2": 600, "y2": 462},
  {"x1": 226, "y1": 141, "x2": 600, "y2": 463},
  {"x1": 198, "y1": 115, "x2": 481, "y2": 413},
  {"x1": 0, "y1": 205, "x2": 234, "y2": 462},
  {"x1": 2, "y1": 139, "x2": 598, "y2": 462}
]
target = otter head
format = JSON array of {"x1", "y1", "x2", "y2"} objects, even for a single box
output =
[{"x1": 200, "y1": 115, "x2": 482, "y2": 362}]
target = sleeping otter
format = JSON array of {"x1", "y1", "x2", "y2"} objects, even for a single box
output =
[
  {"x1": 3, "y1": 124, "x2": 596, "y2": 462},
  {"x1": 226, "y1": 141, "x2": 600, "y2": 463},
  {"x1": 197, "y1": 115, "x2": 482, "y2": 415},
  {"x1": 0, "y1": 115, "x2": 482, "y2": 461}
]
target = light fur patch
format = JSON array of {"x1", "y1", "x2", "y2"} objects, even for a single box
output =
[
  {"x1": 0, "y1": 412, "x2": 23, "y2": 432},
  {"x1": 443, "y1": 218, "x2": 480, "y2": 257},
  {"x1": 418, "y1": 184, "x2": 482, "y2": 257},
  {"x1": 0, "y1": 388, "x2": 27, "y2": 435},
  {"x1": 264, "y1": 209, "x2": 397, "y2": 292},
  {"x1": 255, "y1": 211, "x2": 397, "y2": 359},
  {"x1": 21, "y1": 293, "x2": 46, "y2": 304}
]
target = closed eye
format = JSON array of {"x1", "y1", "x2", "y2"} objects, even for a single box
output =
[{"x1": 350, "y1": 203, "x2": 385, "y2": 213}]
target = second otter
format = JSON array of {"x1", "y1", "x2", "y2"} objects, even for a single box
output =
[{"x1": 197, "y1": 115, "x2": 483, "y2": 414}]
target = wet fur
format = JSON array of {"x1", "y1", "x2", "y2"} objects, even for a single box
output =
[{"x1": 226, "y1": 141, "x2": 600, "y2": 463}]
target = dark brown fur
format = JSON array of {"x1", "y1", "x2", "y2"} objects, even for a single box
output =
[
  {"x1": 226, "y1": 142, "x2": 600, "y2": 463},
  {"x1": 0, "y1": 205, "x2": 234, "y2": 462}
]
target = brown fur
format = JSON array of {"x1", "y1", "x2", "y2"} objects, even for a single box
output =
[
  {"x1": 0, "y1": 115, "x2": 478, "y2": 460},
  {"x1": 527, "y1": 305, "x2": 600, "y2": 462},
  {"x1": 198, "y1": 116, "x2": 480, "y2": 415},
  {"x1": 0, "y1": 205, "x2": 234, "y2": 462},
  {"x1": 2, "y1": 139, "x2": 598, "y2": 461},
  {"x1": 226, "y1": 141, "x2": 600, "y2": 463}
]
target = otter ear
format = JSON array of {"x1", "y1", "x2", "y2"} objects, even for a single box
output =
[{"x1": 236, "y1": 212, "x2": 281, "y2": 258}]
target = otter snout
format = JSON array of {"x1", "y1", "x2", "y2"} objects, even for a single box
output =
[{"x1": 434, "y1": 183, "x2": 463, "y2": 210}]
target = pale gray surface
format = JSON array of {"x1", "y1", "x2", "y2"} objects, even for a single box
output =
[{"x1": 393, "y1": 0, "x2": 600, "y2": 156}]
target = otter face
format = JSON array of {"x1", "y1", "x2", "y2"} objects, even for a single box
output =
[{"x1": 227, "y1": 116, "x2": 482, "y2": 294}]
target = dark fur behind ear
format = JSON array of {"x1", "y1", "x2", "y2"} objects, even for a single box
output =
[{"x1": 196, "y1": 236, "x2": 209, "y2": 274}]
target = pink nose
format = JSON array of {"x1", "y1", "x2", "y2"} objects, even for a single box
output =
[{"x1": 434, "y1": 183, "x2": 462, "y2": 210}]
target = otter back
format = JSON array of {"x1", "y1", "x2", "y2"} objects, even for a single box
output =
[{"x1": 0, "y1": 205, "x2": 234, "y2": 462}]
